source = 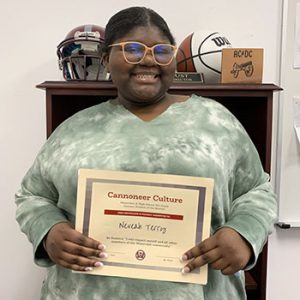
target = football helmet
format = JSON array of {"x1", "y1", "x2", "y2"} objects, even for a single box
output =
[{"x1": 57, "y1": 24, "x2": 106, "y2": 80}]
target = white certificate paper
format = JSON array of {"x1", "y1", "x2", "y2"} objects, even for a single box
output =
[{"x1": 75, "y1": 169, "x2": 214, "y2": 285}]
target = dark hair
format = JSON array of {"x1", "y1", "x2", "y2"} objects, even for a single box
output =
[{"x1": 102, "y1": 6, "x2": 175, "y2": 53}]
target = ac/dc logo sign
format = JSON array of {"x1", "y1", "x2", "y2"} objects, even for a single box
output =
[
  {"x1": 135, "y1": 249, "x2": 146, "y2": 260},
  {"x1": 230, "y1": 61, "x2": 254, "y2": 78}
]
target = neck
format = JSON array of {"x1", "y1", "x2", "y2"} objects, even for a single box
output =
[
  {"x1": 116, "y1": 93, "x2": 176, "y2": 121},
  {"x1": 118, "y1": 93, "x2": 169, "y2": 109}
]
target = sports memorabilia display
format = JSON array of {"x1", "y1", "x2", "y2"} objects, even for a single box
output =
[
  {"x1": 57, "y1": 24, "x2": 106, "y2": 81},
  {"x1": 176, "y1": 31, "x2": 232, "y2": 83}
]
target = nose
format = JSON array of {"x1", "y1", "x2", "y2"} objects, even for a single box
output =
[{"x1": 140, "y1": 48, "x2": 156, "y2": 65}]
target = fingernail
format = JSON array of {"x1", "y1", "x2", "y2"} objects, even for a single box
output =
[
  {"x1": 99, "y1": 252, "x2": 108, "y2": 259},
  {"x1": 98, "y1": 244, "x2": 106, "y2": 251},
  {"x1": 180, "y1": 254, "x2": 188, "y2": 262},
  {"x1": 94, "y1": 261, "x2": 104, "y2": 267},
  {"x1": 84, "y1": 267, "x2": 93, "y2": 271},
  {"x1": 181, "y1": 266, "x2": 190, "y2": 274}
]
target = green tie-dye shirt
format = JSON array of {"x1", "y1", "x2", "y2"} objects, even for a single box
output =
[{"x1": 15, "y1": 95, "x2": 277, "y2": 300}]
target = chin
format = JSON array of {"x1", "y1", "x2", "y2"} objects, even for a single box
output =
[{"x1": 134, "y1": 91, "x2": 165, "y2": 105}]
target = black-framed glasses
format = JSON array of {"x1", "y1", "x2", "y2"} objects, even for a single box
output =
[{"x1": 108, "y1": 41, "x2": 176, "y2": 66}]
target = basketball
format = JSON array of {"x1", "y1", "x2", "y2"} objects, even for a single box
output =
[{"x1": 176, "y1": 31, "x2": 232, "y2": 83}]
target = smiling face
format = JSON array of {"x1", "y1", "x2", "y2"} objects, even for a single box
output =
[{"x1": 104, "y1": 25, "x2": 176, "y2": 107}]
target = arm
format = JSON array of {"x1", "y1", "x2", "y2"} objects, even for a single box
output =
[
  {"x1": 15, "y1": 141, "x2": 107, "y2": 271},
  {"x1": 182, "y1": 118, "x2": 277, "y2": 274},
  {"x1": 15, "y1": 152, "x2": 68, "y2": 267}
]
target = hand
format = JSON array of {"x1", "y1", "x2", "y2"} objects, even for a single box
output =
[
  {"x1": 44, "y1": 222, "x2": 107, "y2": 271},
  {"x1": 181, "y1": 227, "x2": 252, "y2": 275}
]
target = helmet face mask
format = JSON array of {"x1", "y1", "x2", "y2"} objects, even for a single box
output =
[{"x1": 57, "y1": 24, "x2": 107, "y2": 81}]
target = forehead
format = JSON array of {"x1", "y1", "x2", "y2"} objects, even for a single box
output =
[{"x1": 115, "y1": 26, "x2": 170, "y2": 45}]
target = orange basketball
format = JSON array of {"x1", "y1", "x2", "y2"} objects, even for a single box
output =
[
  {"x1": 175, "y1": 34, "x2": 197, "y2": 72},
  {"x1": 176, "y1": 31, "x2": 232, "y2": 83}
]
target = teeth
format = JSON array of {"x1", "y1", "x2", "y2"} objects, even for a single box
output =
[{"x1": 135, "y1": 74, "x2": 155, "y2": 79}]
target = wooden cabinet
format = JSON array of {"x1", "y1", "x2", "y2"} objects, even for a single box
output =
[{"x1": 37, "y1": 80, "x2": 281, "y2": 300}]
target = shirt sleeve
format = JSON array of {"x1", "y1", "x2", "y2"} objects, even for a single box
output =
[
  {"x1": 222, "y1": 121, "x2": 278, "y2": 270},
  {"x1": 15, "y1": 142, "x2": 69, "y2": 267}
]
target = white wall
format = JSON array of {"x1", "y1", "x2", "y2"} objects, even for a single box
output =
[
  {"x1": 267, "y1": 1, "x2": 300, "y2": 300},
  {"x1": 276, "y1": 0, "x2": 300, "y2": 223},
  {"x1": 0, "y1": 0, "x2": 297, "y2": 299}
]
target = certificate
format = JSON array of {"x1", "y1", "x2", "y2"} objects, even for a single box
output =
[{"x1": 75, "y1": 169, "x2": 214, "y2": 285}]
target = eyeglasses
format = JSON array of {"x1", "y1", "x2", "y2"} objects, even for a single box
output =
[{"x1": 108, "y1": 41, "x2": 176, "y2": 66}]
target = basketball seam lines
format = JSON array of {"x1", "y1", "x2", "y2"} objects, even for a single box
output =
[
  {"x1": 177, "y1": 32, "x2": 225, "y2": 75},
  {"x1": 198, "y1": 32, "x2": 221, "y2": 74}
]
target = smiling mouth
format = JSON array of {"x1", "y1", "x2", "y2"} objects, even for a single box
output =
[{"x1": 133, "y1": 74, "x2": 159, "y2": 82}]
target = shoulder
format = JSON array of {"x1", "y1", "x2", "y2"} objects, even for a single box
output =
[
  {"x1": 64, "y1": 100, "x2": 114, "y2": 123},
  {"x1": 49, "y1": 100, "x2": 114, "y2": 137},
  {"x1": 186, "y1": 94, "x2": 239, "y2": 125},
  {"x1": 38, "y1": 100, "x2": 117, "y2": 154},
  {"x1": 187, "y1": 94, "x2": 254, "y2": 146},
  {"x1": 189, "y1": 94, "x2": 231, "y2": 112}
]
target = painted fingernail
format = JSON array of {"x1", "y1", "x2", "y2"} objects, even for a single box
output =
[
  {"x1": 180, "y1": 254, "x2": 188, "y2": 262},
  {"x1": 98, "y1": 244, "x2": 106, "y2": 251},
  {"x1": 84, "y1": 267, "x2": 93, "y2": 271},
  {"x1": 181, "y1": 266, "x2": 190, "y2": 274},
  {"x1": 94, "y1": 261, "x2": 104, "y2": 267},
  {"x1": 99, "y1": 252, "x2": 108, "y2": 259}
]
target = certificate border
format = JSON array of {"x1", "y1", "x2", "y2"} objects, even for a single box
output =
[{"x1": 82, "y1": 178, "x2": 206, "y2": 274}]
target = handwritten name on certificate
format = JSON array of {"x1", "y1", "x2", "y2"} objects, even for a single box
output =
[{"x1": 75, "y1": 169, "x2": 214, "y2": 284}]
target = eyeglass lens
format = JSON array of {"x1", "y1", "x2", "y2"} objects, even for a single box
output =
[{"x1": 123, "y1": 43, "x2": 174, "y2": 64}]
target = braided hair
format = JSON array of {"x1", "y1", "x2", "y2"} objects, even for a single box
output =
[{"x1": 102, "y1": 6, "x2": 175, "y2": 54}]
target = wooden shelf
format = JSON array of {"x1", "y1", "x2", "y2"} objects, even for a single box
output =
[
  {"x1": 245, "y1": 272, "x2": 258, "y2": 290},
  {"x1": 37, "y1": 80, "x2": 281, "y2": 300},
  {"x1": 37, "y1": 80, "x2": 280, "y2": 91}
]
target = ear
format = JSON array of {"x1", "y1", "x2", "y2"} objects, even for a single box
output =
[{"x1": 102, "y1": 53, "x2": 110, "y2": 73}]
